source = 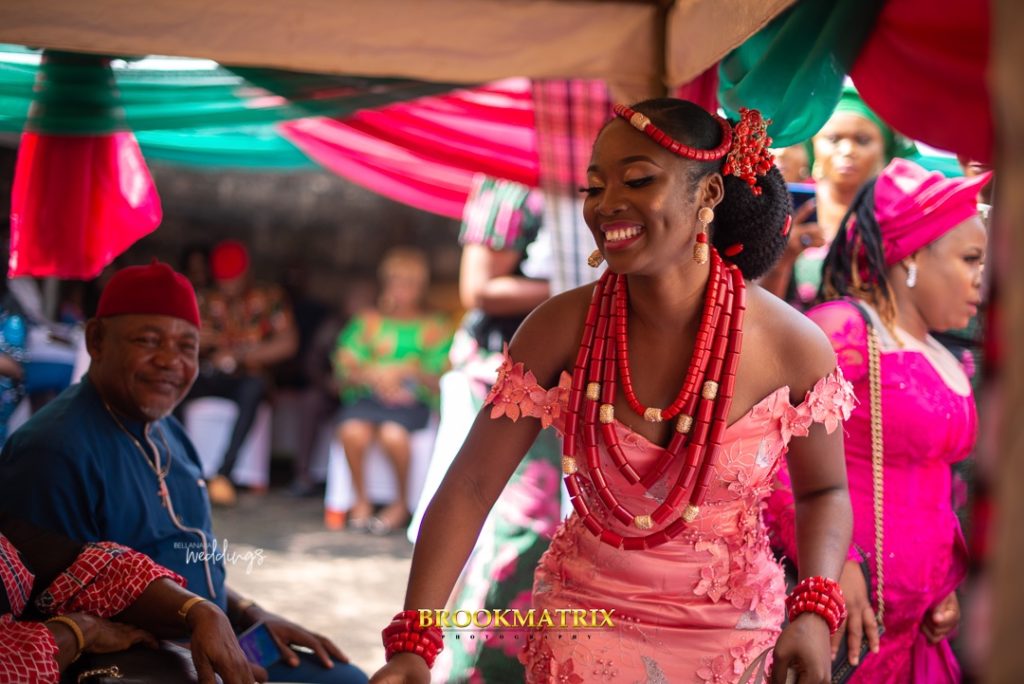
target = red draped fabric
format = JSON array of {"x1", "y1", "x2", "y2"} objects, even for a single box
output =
[
  {"x1": 851, "y1": 0, "x2": 992, "y2": 164},
  {"x1": 279, "y1": 79, "x2": 540, "y2": 219},
  {"x1": 9, "y1": 51, "x2": 163, "y2": 279},
  {"x1": 9, "y1": 131, "x2": 161, "y2": 278}
]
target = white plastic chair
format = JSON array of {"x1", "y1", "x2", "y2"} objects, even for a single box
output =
[
  {"x1": 324, "y1": 416, "x2": 438, "y2": 519},
  {"x1": 183, "y1": 397, "x2": 272, "y2": 489}
]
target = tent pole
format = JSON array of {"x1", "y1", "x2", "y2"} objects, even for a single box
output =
[{"x1": 989, "y1": 0, "x2": 1024, "y2": 681}]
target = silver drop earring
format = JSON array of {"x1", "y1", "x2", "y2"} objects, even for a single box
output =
[{"x1": 906, "y1": 262, "x2": 917, "y2": 288}]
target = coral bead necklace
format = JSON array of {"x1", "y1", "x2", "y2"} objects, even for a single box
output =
[{"x1": 561, "y1": 246, "x2": 747, "y2": 549}]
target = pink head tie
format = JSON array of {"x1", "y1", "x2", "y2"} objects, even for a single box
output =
[{"x1": 875, "y1": 158, "x2": 991, "y2": 265}]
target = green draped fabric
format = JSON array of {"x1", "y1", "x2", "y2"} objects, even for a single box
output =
[
  {"x1": 136, "y1": 127, "x2": 317, "y2": 169},
  {"x1": 718, "y1": 0, "x2": 887, "y2": 147},
  {"x1": 905, "y1": 151, "x2": 964, "y2": 179},
  {"x1": 0, "y1": 45, "x2": 456, "y2": 132},
  {"x1": 0, "y1": 44, "x2": 457, "y2": 169}
]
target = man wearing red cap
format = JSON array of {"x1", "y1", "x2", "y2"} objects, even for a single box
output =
[
  {"x1": 0, "y1": 262, "x2": 367, "y2": 684},
  {"x1": 186, "y1": 240, "x2": 299, "y2": 506}
]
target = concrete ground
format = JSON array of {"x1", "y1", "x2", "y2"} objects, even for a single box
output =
[{"x1": 211, "y1": 490, "x2": 413, "y2": 676}]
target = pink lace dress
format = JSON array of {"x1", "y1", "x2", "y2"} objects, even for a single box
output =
[
  {"x1": 765, "y1": 300, "x2": 975, "y2": 683},
  {"x1": 484, "y1": 350, "x2": 855, "y2": 683}
]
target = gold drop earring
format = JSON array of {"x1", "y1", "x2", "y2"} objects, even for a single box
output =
[
  {"x1": 694, "y1": 207, "x2": 713, "y2": 265},
  {"x1": 588, "y1": 249, "x2": 604, "y2": 268}
]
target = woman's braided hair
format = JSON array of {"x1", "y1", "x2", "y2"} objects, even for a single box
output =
[
  {"x1": 629, "y1": 99, "x2": 792, "y2": 280},
  {"x1": 819, "y1": 179, "x2": 900, "y2": 337}
]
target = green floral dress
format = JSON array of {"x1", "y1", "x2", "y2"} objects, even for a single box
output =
[{"x1": 433, "y1": 176, "x2": 562, "y2": 683}]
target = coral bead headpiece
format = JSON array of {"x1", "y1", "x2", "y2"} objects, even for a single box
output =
[{"x1": 613, "y1": 104, "x2": 774, "y2": 196}]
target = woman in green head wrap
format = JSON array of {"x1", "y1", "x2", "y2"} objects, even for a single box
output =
[{"x1": 762, "y1": 86, "x2": 910, "y2": 307}]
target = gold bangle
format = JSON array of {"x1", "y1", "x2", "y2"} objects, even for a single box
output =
[
  {"x1": 46, "y1": 615, "x2": 85, "y2": 662},
  {"x1": 177, "y1": 596, "x2": 208, "y2": 622}
]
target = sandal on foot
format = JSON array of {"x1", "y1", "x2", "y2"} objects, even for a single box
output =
[
  {"x1": 348, "y1": 517, "x2": 372, "y2": 532},
  {"x1": 347, "y1": 504, "x2": 373, "y2": 532},
  {"x1": 368, "y1": 510, "x2": 411, "y2": 536}
]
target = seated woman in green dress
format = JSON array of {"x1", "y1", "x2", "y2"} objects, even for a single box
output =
[{"x1": 333, "y1": 248, "x2": 452, "y2": 535}]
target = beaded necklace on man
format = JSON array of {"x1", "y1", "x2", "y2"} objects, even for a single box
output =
[
  {"x1": 101, "y1": 398, "x2": 219, "y2": 597},
  {"x1": 102, "y1": 400, "x2": 173, "y2": 485}
]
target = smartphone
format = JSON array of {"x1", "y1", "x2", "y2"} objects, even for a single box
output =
[
  {"x1": 237, "y1": 621, "x2": 281, "y2": 668},
  {"x1": 831, "y1": 623, "x2": 884, "y2": 680},
  {"x1": 787, "y1": 182, "x2": 817, "y2": 224}
]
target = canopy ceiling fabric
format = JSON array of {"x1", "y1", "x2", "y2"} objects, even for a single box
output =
[
  {"x1": 666, "y1": 0, "x2": 796, "y2": 86},
  {"x1": 0, "y1": 44, "x2": 455, "y2": 169},
  {"x1": 137, "y1": 127, "x2": 316, "y2": 170},
  {"x1": 10, "y1": 131, "x2": 163, "y2": 278},
  {"x1": 0, "y1": 46, "x2": 456, "y2": 133},
  {"x1": 718, "y1": 0, "x2": 887, "y2": 148},
  {"x1": 0, "y1": 0, "x2": 794, "y2": 101}
]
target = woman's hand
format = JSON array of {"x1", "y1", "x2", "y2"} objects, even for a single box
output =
[
  {"x1": 783, "y1": 201, "x2": 825, "y2": 262},
  {"x1": 368, "y1": 653, "x2": 430, "y2": 684},
  {"x1": 187, "y1": 602, "x2": 267, "y2": 684},
  {"x1": 368, "y1": 365, "x2": 418, "y2": 406},
  {"x1": 831, "y1": 559, "x2": 880, "y2": 665},
  {"x1": 920, "y1": 591, "x2": 960, "y2": 644},
  {"x1": 759, "y1": 199, "x2": 827, "y2": 297},
  {"x1": 72, "y1": 613, "x2": 158, "y2": 654},
  {"x1": 772, "y1": 613, "x2": 831, "y2": 684}
]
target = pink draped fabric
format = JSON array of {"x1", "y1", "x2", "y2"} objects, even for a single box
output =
[
  {"x1": 279, "y1": 71, "x2": 717, "y2": 234},
  {"x1": 279, "y1": 79, "x2": 539, "y2": 219},
  {"x1": 851, "y1": 0, "x2": 992, "y2": 164},
  {"x1": 673, "y1": 64, "x2": 720, "y2": 114}
]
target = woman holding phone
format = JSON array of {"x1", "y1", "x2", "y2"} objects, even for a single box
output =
[{"x1": 761, "y1": 86, "x2": 909, "y2": 308}]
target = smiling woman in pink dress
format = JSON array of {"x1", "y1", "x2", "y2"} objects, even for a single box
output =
[
  {"x1": 370, "y1": 99, "x2": 856, "y2": 684},
  {"x1": 768, "y1": 158, "x2": 989, "y2": 683}
]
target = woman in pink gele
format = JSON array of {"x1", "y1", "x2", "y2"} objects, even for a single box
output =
[
  {"x1": 371, "y1": 98, "x2": 857, "y2": 684},
  {"x1": 768, "y1": 158, "x2": 989, "y2": 683}
]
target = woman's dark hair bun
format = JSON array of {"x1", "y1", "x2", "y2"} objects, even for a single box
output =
[{"x1": 710, "y1": 167, "x2": 791, "y2": 280}]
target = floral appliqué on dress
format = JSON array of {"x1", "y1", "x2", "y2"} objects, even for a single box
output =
[
  {"x1": 743, "y1": 368, "x2": 856, "y2": 443},
  {"x1": 484, "y1": 345, "x2": 572, "y2": 431}
]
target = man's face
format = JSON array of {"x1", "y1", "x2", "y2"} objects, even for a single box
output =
[{"x1": 87, "y1": 315, "x2": 200, "y2": 422}]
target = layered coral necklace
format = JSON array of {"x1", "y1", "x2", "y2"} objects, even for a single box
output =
[{"x1": 561, "y1": 246, "x2": 747, "y2": 550}]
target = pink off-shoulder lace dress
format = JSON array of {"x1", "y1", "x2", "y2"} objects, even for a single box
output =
[{"x1": 484, "y1": 350, "x2": 855, "y2": 683}]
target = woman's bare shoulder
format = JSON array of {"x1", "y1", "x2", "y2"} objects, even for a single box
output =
[
  {"x1": 506, "y1": 282, "x2": 596, "y2": 387},
  {"x1": 745, "y1": 285, "x2": 838, "y2": 398}
]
